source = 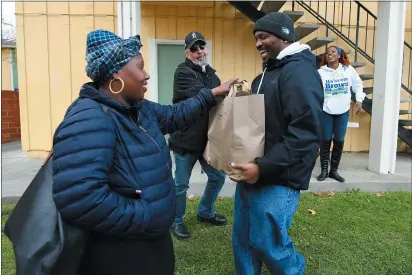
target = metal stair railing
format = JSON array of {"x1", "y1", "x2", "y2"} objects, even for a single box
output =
[{"x1": 293, "y1": 0, "x2": 412, "y2": 96}]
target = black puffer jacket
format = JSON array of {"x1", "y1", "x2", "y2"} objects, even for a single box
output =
[
  {"x1": 252, "y1": 48, "x2": 324, "y2": 191},
  {"x1": 168, "y1": 58, "x2": 221, "y2": 155}
]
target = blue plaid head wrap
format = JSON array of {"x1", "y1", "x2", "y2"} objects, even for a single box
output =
[{"x1": 85, "y1": 30, "x2": 142, "y2": 82}]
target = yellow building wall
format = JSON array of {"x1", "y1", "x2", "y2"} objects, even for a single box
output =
[
  {"x1": 15, "y1": 2, "x2": 117, "y2": 156},
  {"x1": 2, "y1": 48, "x2": 13, "y2": 91},
  {"x1": 16, "y1": 1, "x2": 411, "y2": 155}
]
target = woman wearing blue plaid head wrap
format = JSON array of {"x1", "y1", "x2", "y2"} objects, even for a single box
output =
[{"x1": 52, "y1": 30, "x2": 238, "y2": 275}]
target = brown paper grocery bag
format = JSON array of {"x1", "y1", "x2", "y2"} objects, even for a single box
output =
[{"x1": 203, "y1": 80, "x2": 265, "y2": 180}]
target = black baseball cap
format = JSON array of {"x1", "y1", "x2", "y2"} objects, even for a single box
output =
[{"x1": 184, "y1": 31, "x2": 206, "y2": 50}]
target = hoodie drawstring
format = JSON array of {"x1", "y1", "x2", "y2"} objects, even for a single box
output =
[{"x1": 257, "y1": 67, "x2": 267, "y2": 94}]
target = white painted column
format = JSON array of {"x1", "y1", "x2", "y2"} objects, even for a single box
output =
[
  {"x1": 131, "y1": 1, "x2": 141, "y2": 35},
  {"x1": 368, "y1": 1, "x2": 406, "y2": 175},
  {"x1": 117, "y1": 1, "x2": 141, "y2": 38},
  {"x1": 117, "y1": 1, "x2": 124, "y2": 38}
]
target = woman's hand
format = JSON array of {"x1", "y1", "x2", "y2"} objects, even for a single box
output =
[
  {"x1": 354, "y1": 102, "x2": 362, "y2": 115},
  {"x1": 211, "y1": 78, "x2": 239, "y2": 97}
]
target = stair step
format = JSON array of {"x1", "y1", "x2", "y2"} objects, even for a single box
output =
[
  {"x1": 260, "y1": 1, "x2": 287, "y2": 13},
  {"x1": 399, "y1": 110, "x2": 412, "y2": 115},
  {"x1": 360, "y1": 74, "x2": 374, "y2": 81},
  {"x1": 363, "y1": 87, "x2": 373, "y2": 95},
  {"x1": 307, "y1": 37, "x2": 335, "y2": 51},
  {"x1": 283, "y1": 10, "x2": 304, "y2": 22},
  {"x1": 250, "y1": 1, "x2": 262, "y2": 9},
  {"x1": 351, "y1": 62, "x2": 366, "y2": 68},
  {"x1": 295, "y1": 24, "x2": 319, "y2": 41},
  {"x1": 355, "y1": 96, "x2": 410, "y2": 102},
  {"x1": 230, "y1": 1, "x2": 265, "y2": 22},
  {"x1": 400, "y1": 120, "x2": 412, "y2": 126}
]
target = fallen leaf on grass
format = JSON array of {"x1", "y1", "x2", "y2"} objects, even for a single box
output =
[
  {"x1": 308, "y1": 209, "x2": 317, "y2": 215},
  {"x1": 327, "y1": 190, "x2": 335, "y2": 196},
  {"x1": 376, "y1": 192, "x2": 384, "y2": 197},
  {"x1": 187, "y1": 195, "x2": 196, "y2": 201},
  {"x1": 312, "y1": 192, "x2": 325, "y2": 196},
  {"x1": 217, "y1": 196, "x2": 223, "y2": 200}
]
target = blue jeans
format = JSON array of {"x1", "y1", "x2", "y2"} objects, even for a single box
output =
[
  {"x1": 173, "y1": 151, "x2": 226, "y2": 225},
  {"x1": 233, "y1": 183, "x2": 305, "y2": 275},
  {"x1": 322, "y1": 110, "x2": 350, "y2": 142}
]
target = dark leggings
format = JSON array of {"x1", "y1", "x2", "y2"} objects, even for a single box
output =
[
  {"x1": 78, "y1": 232, "x2": 175, "y2": 275},
  {"x1": 322, "y1": 110, "x2": 350, "y2": 142}
]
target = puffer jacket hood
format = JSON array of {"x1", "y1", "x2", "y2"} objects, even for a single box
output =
[{"x1": 79, "y1": 82, "x2": 141, "y2": 114}]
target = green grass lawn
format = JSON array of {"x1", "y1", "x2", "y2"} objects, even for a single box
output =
[{"x1": 2, "y1": 191, "x2": 411, "y2": 275}]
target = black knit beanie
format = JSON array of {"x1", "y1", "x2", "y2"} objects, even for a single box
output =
[{"x1": 253, "y1": 12, "x2": 296, "y2": 42}]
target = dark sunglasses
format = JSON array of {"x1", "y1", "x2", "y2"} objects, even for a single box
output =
[{"x1": 190, "y1": 44, "x2": 206, "y2": 52}]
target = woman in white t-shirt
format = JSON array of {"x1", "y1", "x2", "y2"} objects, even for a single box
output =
[{"x1": 317, "y1": 46, "x2": 366, "y2": 182}]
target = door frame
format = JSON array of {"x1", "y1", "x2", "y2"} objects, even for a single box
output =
[{"x1": 148, "y1": 39, "x2": 213, "y2": 103}]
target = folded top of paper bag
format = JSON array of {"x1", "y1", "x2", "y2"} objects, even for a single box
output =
[{"x1": 232, "y1": 80, "x2": 251, "y2": 97}]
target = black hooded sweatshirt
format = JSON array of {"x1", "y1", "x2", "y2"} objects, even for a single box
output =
[{"x1": 252, "y1": 46, "x2": 324, "y2": 190}]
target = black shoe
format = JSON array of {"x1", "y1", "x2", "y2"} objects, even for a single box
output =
[
  {"x1": 171, "y1": 223, "x2": 191, "y2": 239},
  {"x1": 197, "y1": 214, "x2": 227, "y2": 226},
  {"x1": 317, "y1": 139, "x2": 331, "y2": 181},
  {"x1": 329, "y1": 139, "x2": 345, "y2": 182},
  {"x1": 317, "y1": 170, "x2": 328, "y2": 181},
  {"x1": 329, "y1": 170, "x2": 345, "y2": 182}
]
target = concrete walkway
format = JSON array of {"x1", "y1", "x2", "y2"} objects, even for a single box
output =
[{"x1": 1, "y1": 141, "x2": 411, "y2": 203}]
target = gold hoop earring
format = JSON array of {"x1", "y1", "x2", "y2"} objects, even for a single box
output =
[{"x1": 109, "y1": 77, "x2": 124, "y2": 94}]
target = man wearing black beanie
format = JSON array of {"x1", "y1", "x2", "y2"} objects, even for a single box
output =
[{"x1": 231, "y1": 12, "x2": 324, "y2": 275}]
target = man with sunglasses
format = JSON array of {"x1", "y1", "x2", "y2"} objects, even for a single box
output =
[{"x1": 169, "y1": 31, "x2": 227, "y2": 240}]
